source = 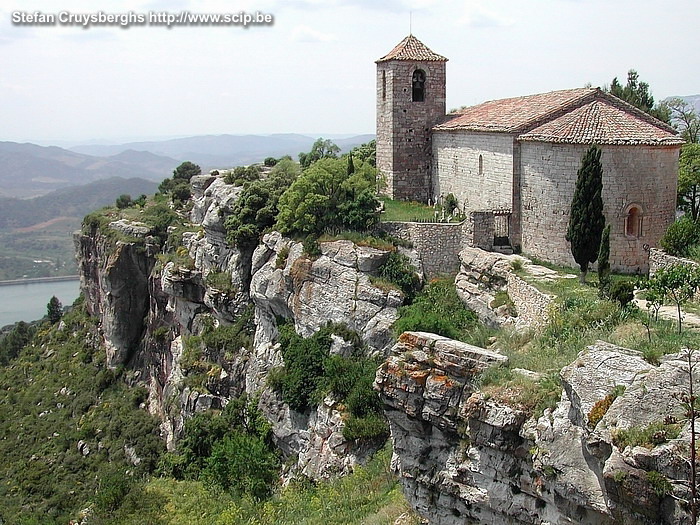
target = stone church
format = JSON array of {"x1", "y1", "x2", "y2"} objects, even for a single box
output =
[{"x1": 376, "y1": 35, "x2": 683, "y2": 272}]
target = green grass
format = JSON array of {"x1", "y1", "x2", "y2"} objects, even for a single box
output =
[
  {"x1": 380, "y1": 198, "x2": 457, "y2": 222},
  {"x1": 0, "y1": 301, "x2": 165, "y2": 524},
  {"x1": 99, "y1": 443, "x2": 419, "y2": 525}
]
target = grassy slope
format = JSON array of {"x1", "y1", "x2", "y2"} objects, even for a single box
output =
[{"x1": 0, "y1": 302, "x2": 164, "y2": 524}]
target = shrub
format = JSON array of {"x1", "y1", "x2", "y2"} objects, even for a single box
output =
[
  {"x1": 377, "y1": 251, "x2": 421, "y2": 302},
  {"x1": 394, "y1": 278, "x2": 482, "y2": 344},
  {"x1": 613, "y1": 421, "x2": 681, "y2": 450},
  {"x1": 276, "y1": 245, "x2": 290, "y2": 269},
  {"x1": 202, "y1": 432, "x2": 279, "y2": 499},
  {"x1": 646, "y1": 470, "x2": 673, "y2": 498},
  {"x1": 660, "y1": 216, "x2": 700, "y2": 257},
  {"x1": 342, "y1": 413, "x2": 389, "y2": 441},
  {"x1": 587, "y1": 385, "x2": 625, "y2": 428},
  {"x1": 444, "y1": 193, "x2": 458, "y2": 215},
  {"x1": 115, "y1": 194, "x2": 132, "y2": 209},
  {"x1": 609, "y1": 280, "x2": 635, "y2": 308}
]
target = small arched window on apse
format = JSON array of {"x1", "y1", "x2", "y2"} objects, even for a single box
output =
[
  {"x1": 478, "y1": 155, "x2": 483, "y2": 176},
  {"x1": 412, "y1": 69, "x2": 425, "y2": 102},
  {"x1": 624, "y1": 204, "x2": 643, "y2": 238}
]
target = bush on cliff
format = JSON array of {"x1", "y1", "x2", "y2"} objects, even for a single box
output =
[
  {"x1": 224, "y1": 158, "x2": 299, "y2": 249},
  {"x1": 269, "y1": 321, "x2": 388, "y2": 441},
  {"x1": 394, "y1": 278, "x2": 487, "y2": 346},
  {"x1": 275, "y1": 157, "x2": 379, "y2": 237}
]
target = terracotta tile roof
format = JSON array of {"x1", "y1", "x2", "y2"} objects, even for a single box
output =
[
  {"x1": 376, "y1": 34, "x2": 448, "y2": 63},
  {"x1": 434, "y1": 88, "x2": 598, "y2": 133},
  {"x1": 518, "y1": 99, "x2": 684, "y2": 145},
  {"x1": 434, "y1": 86, "x2": 681, "y2": 146}
]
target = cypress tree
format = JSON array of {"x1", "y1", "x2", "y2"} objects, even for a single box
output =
[
  {"x1": 598, "y1": 224, "x2": 611, "y2": 297},
  {"x1": 566, "y1": 145, "x2": 605, "y2": 283},
  {"x1": 347, "y1": 151, "x2": 355, "y2": 176}
]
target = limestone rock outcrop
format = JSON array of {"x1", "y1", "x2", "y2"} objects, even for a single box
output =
[
  {"x1": 376, "y1": 336, "x2": 698, "y2": 525},
  {"x1": 76, "y1": 174, "x2": 411, "y2": 479}
]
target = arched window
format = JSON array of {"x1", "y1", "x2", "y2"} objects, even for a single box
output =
[
  {"x1": 478, "y1": 154, "x2": 483, "y2": 176},
  {"x1": 412, "y1": 69, "x2": 425, "y2": 102},
  {"x1": 625, "y1": 205, "x2": 643, "y2": 238}
]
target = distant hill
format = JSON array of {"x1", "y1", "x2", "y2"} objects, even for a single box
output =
[
  {"x1": 0, "y1": 142, "x2": 179, "y2": 198},
  {"x1": 0, "y1": 177, "x2": 159, "y2": 229},
  {"x1": 70, "y1": 133, "x2": 376, "y2": 171}
]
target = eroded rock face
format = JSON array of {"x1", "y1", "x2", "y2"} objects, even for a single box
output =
[
  {"x1": 75, "y1": 229, "x2": 156, "y2": 366},
  {"x1": 377, "y1": 336, "x2": 698, "y2": 525},
  {"x1": 77, "y1": 177, "x2": 414, "y2": 478}
]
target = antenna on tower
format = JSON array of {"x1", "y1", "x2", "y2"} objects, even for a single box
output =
[{"x1": 409, "y1": 11, "x2": 412, "y2": 35}]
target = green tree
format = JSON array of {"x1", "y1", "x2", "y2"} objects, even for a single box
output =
[
  {"x1": 298, "y1": 138, "x2": 340, "y2": 169},
  {"x1": 115, "y1": 194, "x2": 132, "y2": 209},
  {"x1": 606, "y1": 70, "x2": 670, "y2": 123},
  {"x1": 660, "y1": 216, "x2": 700, "y2": 257},
  {"x1": 661, "y1": 97, "x2": 700, "y2": 144},
  {"x1": 648, "y1": 264, "x2": 700, "y2": 334},
  {"x1": 347, "y1": 151, "x2": 355, "y2": 176},
  {"x1": 598, "y1": 225, "x2": 611, "y2": 298},
  {"x1": 678, "y1": 144, "x2": 700, "y2": 220},
  {"x1": 350, "y1": 140, "x2": 376, "y2": 167},
  {"x1": 202, "y1": 432, "x2": 279, "y2": 499},
  {"x1": 566, "y1": 146, "x2": 606, "y2": 283},
  {"x1": 224, "y1": 159, "x2": 300, "y2": 249},
  {"x1": 0, "y1": 321, "x2": 34, "y2": 365},
  {"x1": 276, "y1": 157, "x2": 378, "y2": 236},
  {"x1": 263, "y1": 156, "x2": 277, "y2": 167},
  {"x1": 47, "y1": 296, "x2": 62, "y2": 324},
  {"x1": 173, "y1": 161, "x2": 201, "y2": 182}
]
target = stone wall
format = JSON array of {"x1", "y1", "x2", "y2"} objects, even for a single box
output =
[
  {"x1": 520, "y1": 142, "x2": 678, "y2": 273},
  {"x1": 381, "y1": 212, "x2": 496, "y2": 277},
  {"x1": 432, "y1": 131, "x2": 514, "y2": 212},
  {"x1": 380, "y1": 220, "x2": 465, "y2": 277},
  {"x1": 376, "y1": 60, "x2": 446, "y2": 202},
  {"x1": 506, "y1": 273, "x2": 553, "y2": 327},
  {"x1": 648, "y1": 248, "x2": 700, "y2": 276}
]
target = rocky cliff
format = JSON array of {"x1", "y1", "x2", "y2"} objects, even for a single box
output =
[
  {"x1": 75, "y1": 172, "x2": 406, "y2": 479},
  {"x1": 75, "y1": 171, "x2": 699, "y2": 524},
  {"x1": 376, "y1": 333, "x2": 698, "y2": 524}
]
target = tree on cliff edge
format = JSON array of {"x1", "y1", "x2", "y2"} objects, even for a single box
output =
[
  {"x1": 47, "y1": 296, "x2": 62, "y2": 324},
  {"x1": 566, "y1": 145, "x2": 605, "y2": 284}
]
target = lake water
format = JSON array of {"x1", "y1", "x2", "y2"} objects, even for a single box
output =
[{"x1": 0, "y1": 279, "x2": 81, "y2": 328}]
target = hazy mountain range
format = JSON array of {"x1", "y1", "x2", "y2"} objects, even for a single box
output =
[
  {"x1": 0, "y1": 142, "x2": 179, "y2": 199},
  {"x1": 0, "y1": 133, "x2": 374, "y2": 200},
  {"x1": 70, "y1": 133, "x2": 375, "y2": 172}
]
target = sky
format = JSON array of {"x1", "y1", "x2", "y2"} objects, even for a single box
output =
[{"x1": 1, "y1": 0, "x2": 699, "y2": 145}]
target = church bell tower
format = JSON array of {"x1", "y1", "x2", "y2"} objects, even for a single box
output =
[{"x1": 376, "y1": 35, "x2": 447, "y2": 202}]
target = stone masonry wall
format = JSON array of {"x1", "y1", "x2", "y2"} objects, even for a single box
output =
[
  {"x1": 432, "y1": 130, "x2": 514, "y2": 213},
  {"x1": 520, "y1": 142, "x2": 678, "y2": 273},
  {"x1": 380, "y1": 221, "x2": 464, "y2": 277},
  {"x1": 376, "y1": 60, "x2": 446, "y2": 202},
  {"x1": 381, "y1": 212, "x2": 495, "y2": 277},
  {"x1": 648, "y1": 248, "x2": 699, "y2": 276},
  {"x1": 506, "y1": 272, "x2": 553, "y2": 328}
]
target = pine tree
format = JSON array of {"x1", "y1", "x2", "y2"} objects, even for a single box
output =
[
  {"x1": 347, "y1": 151, "x2": 355, "y2": 176},
  {"x1": 566, "y1": 145, "x2": 605, "y2": 283},
  {"x1": 47, "y1": 296, "x2": 63, "y2": 324},
  {"x1": 598, "y1": 225, "x2": 611, "y2": 297}
]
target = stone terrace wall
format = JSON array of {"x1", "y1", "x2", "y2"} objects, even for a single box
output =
[
  {"x1": 649, "y1": 248, "x2": 699, "y2": 276},
  {"x1": 506, "y1": 273, "x2": 553, "y2": 328},
  {"x1": 380, "y1": 221, "x2": 465, "y2": 277},
  {"x1": 381, "y1": 212, "x2": 495, "y2": 277}
]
